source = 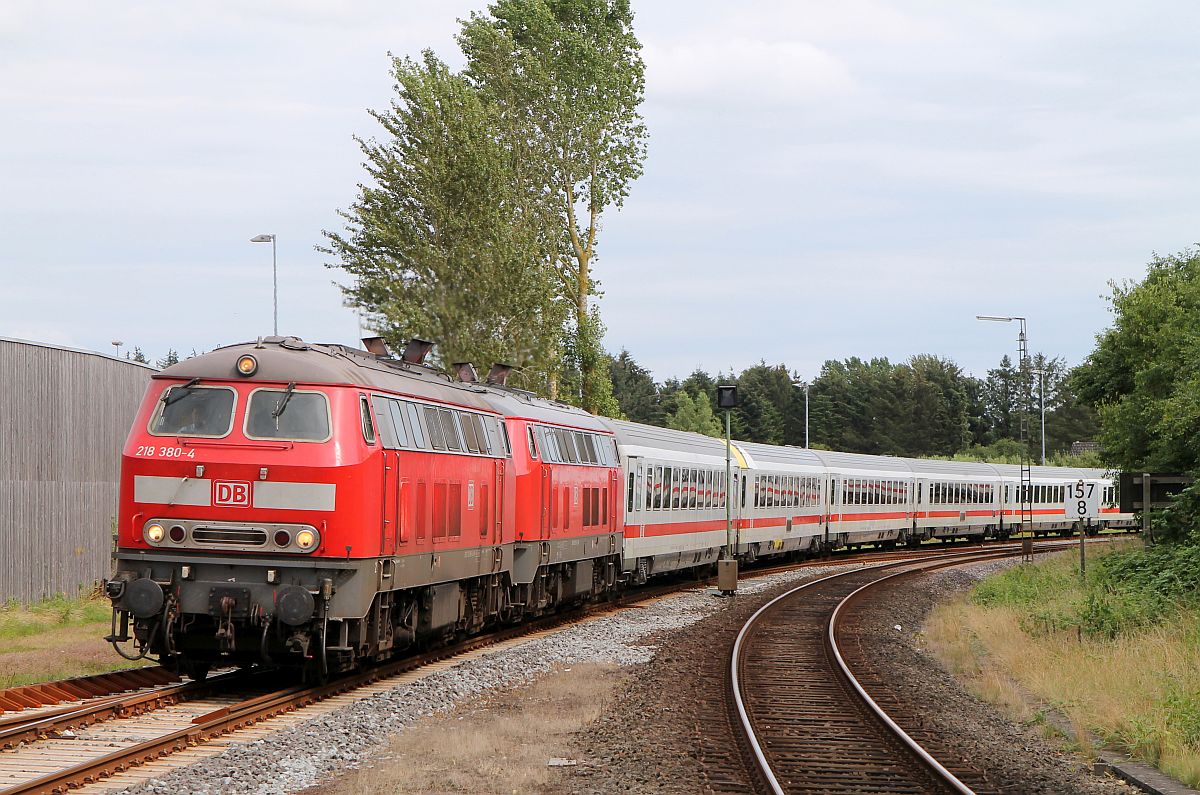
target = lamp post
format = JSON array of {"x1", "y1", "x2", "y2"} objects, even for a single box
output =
[
  {"x1": 250, "y1": 234, "x2": 278, "y2": 335},
  {"x1": 1032, "y1": 368, "x2": 1047, "y2": 466},
  {"x1": 977, "y1": 314, "x2": 1034, "y2": 540},
  {"x1": 716, "y1": 385, "x2": 739, "y2": 595},
  {"x1": 792, "y1": 380, "x2": 809, "y2": 448},
  {"x1": 111, "y1": 340, "x2": 123, "y2": 358}
]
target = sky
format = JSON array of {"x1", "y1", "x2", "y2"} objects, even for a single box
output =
[{"x1": 3, "y1": 1, "x2": 1198, "y2": 382}]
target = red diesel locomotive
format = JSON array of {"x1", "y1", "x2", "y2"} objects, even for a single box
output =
[{"x1": 105, "y1": 337, "x2": 621, "y2": 678}]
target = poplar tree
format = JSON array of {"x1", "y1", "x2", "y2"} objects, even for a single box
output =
[
  {"x1": 460, "y1": 0, "x2": 648, "y2": 414},
  {"x1": 322, "y1": 52, "x2": 568, "y2": 393}
]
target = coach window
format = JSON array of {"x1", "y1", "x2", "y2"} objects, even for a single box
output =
[
  {"x1": 387, "y1": 400, "x2": 410, "y2": 448},
  {"x1": 371, "y1": 396, "x2": 398, "y2": 448},
  {"x1": 245, "y1": 388, "x2": 331, "y2": 442},
  {"x1": 421, "y1": 406, "x2": 445, "y2": 449},
  {"x1": 580, "y1": 433, "x2": 598, "y2": 464},
  {"x1": 670, "y1": 468, "x2": 681, "y2": 510},
  {"x1": 150, "y1": 384, "x2": 236, "y2": 438},
  {"x1": 527, "y1": 427, "x2": 539, "y2": 459},
  {"x1": 404, "y1": 403, "x2": 428, "y2": 449},
  {"x1": 438, "y1": 410, "x2": 463, "y2": 452},
  {"x1": 458, "y1": 413, "x2": 480, "y2": 453},
  {"x1": 539, "y1": 428, "x2": 555, "y2": 461}
]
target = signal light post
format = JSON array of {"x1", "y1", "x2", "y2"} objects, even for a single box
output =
[{"x1": 717, "y1": 385, "x2": 739, "y2": 595}]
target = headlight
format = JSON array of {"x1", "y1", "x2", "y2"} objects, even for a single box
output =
[
  {"x1": 145, "y1": 523, "x2": 165, "y2": 543},
  {"x1": 295, "y1": 529, "x2": 316, "y2": 550},
  {"x1": 236, "y1": 354, "x2": 258, "y2": 376}
]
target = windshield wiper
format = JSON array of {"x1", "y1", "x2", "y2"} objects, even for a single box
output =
[
  {"x1": 272, "y1": 382, "x2": 297, "y2": 420},
  {"x1": 162, "y1": 378, "x2": 201, "y2": 406}
]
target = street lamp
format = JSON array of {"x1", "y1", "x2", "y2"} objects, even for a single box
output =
[
  {"x1": 111, "y1": 340, "x2": 123, "y2": 358},
  {"x1": 716, "y1": 384, "x2": 739, "y2": 595},
  {"x1": 977, "y1": 313, "x2": 1035, "y2": 539},
  {"x1": 792, "y1": 381, "x2": 809, "y2": 448},
  {"x1": 250, "y1": 234, "x2": 278, "y2": 335},
  {"x1": 1032, "y1": 368, "x2": 1047, "y2": 466}
]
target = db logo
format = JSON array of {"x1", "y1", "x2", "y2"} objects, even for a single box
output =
[{"x1": 214, "y1": 481, "x2": 251, "y2": 507}]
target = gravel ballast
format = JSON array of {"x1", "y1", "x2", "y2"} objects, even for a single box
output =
[
  {"x1": 119, "y1": 563, "x2": 850, "y2": 795},
  {"x1": 120, "y1": 554, "x2": 1140, "y2": 794}
]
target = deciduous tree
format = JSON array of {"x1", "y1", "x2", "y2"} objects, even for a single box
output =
[
  {"x1": 460, "y1": 0, "x2": 647, "y2": 413},
  {"x1": 322, "y1": 52, "x2": 567, "y2": 393}
]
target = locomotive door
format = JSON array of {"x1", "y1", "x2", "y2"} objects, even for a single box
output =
[
  {"x1": 609, "y1": 468, "x2": 619, "y2": 532},
  {"x1": 381, "y1": 450, "x2": 398, "y2": 554},
  {"x1": 492, "y1": 460, "x2": 504, "y2": 544},
  {"x1": 540, "y1": 462, "x2": 552, "y2": 540}
]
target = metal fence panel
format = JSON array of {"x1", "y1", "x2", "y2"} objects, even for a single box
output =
[{"x1": 0, "y1": 338, "x2": 153, "y2": 603}]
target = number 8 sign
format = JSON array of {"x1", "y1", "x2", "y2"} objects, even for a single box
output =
[{"x1": 1064, "y1": 479, "x2": 1099, "y2": 519}]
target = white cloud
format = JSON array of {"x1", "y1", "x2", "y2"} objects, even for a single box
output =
[{"x1": 644, "y1": 36, "x2": 855, "y2": 105}]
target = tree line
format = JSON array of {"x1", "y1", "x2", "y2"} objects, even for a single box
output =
[{"x1": 610, "y1": 349, "x2": 1100, "y2": 463}]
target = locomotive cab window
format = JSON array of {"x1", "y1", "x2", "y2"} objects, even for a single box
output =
[
  {"x1": 359, "y1": 396, "x2": 376, "y2": 444},
  {"x1": 149, "y1": 384, "x2": 236, "y2": 438},
  {"x1": 245, "y1": 388, "x2": 331, "y2": 442}
]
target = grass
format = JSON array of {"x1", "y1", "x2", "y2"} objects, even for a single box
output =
[
  {"x1": 0, "y1": 593, "x2": 152, "y2": 688},
  {"x1": 925, "y1": 541, "x2": 1200, "y2": 787},
  {"x1": 328, "y1": 663, "x2": 621, "y2": 794}
]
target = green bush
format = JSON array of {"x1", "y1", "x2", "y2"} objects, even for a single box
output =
[{"x1": 973, "y1": 543, "x2": 1200, "y2": 639}]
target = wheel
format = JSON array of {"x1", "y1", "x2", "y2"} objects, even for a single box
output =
[{"x1": 180, "y1": 659, "x2": 210, "y2": 682}]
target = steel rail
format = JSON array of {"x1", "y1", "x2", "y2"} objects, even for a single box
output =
[
  {"x1": 825, "y1": 563, "x2": 988, "y2": 795},
  {"x1": 730, "y1": 541, "x2": 1077, "y2": 794},
  {"x1": 730, "y1": 549, "x2": 984, "y2": 794},
  {"x1": 0, "y1": 669, "x2": 254, "y2": 751}
]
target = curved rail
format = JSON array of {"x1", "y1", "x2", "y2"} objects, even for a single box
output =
[
  {"x1": 731, "y1": 542, "x2": 1068, "y2": 793},
  {"x1": 826, "y1": 567, "x2": 978, "y2": 794}
]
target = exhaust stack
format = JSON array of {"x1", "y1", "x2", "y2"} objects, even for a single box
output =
[
  {"x1": 361, "y1": 337, "x2": 390, "y2": 357},
  {"x1": 400, "y1": 339, "x2": 435, "y2": 365},
  {"x1": 486, "y1": 363, "x2": 513, "y2": 386},
  {"x1": 452, "y1": 363, "x2": 478, "y2": 383}
]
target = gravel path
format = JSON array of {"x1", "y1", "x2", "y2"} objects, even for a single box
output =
[{"x1": 118, "y1": 563, "x2": 850, "y2": 795}]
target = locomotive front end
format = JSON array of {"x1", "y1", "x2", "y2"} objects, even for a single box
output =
[{"x1": 106, "y1": 339, "x2": 375, "y2": 679}]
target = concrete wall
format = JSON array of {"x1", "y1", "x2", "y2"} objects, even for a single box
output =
[{"x1": 1, "y1": 338, "x2": 153, "y2": 603}]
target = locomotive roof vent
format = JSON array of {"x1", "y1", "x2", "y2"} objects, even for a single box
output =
[
  {"x1": 361, "y1": 337, "x2": 391, "y2": 357},
  {"x1": 486, "y1": 363, "x2": 513, "y2": 386},
  {"x1": 400, "y1": 338, "x2": 435, "y2": 364},
  {"x1": 452, "y1": 363, "x2": 478, "y2": 383}
]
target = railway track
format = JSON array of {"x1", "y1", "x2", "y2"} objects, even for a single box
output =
[
  {"x1": 0, "y1": 557, "x2": 788, "y2": 795},
  {"x1": 730, "y1": 541, "x2": 1077, "y2": 795},
  {"x1": 0, "y1": 537, "x2": 1108, "y2": 794}
]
